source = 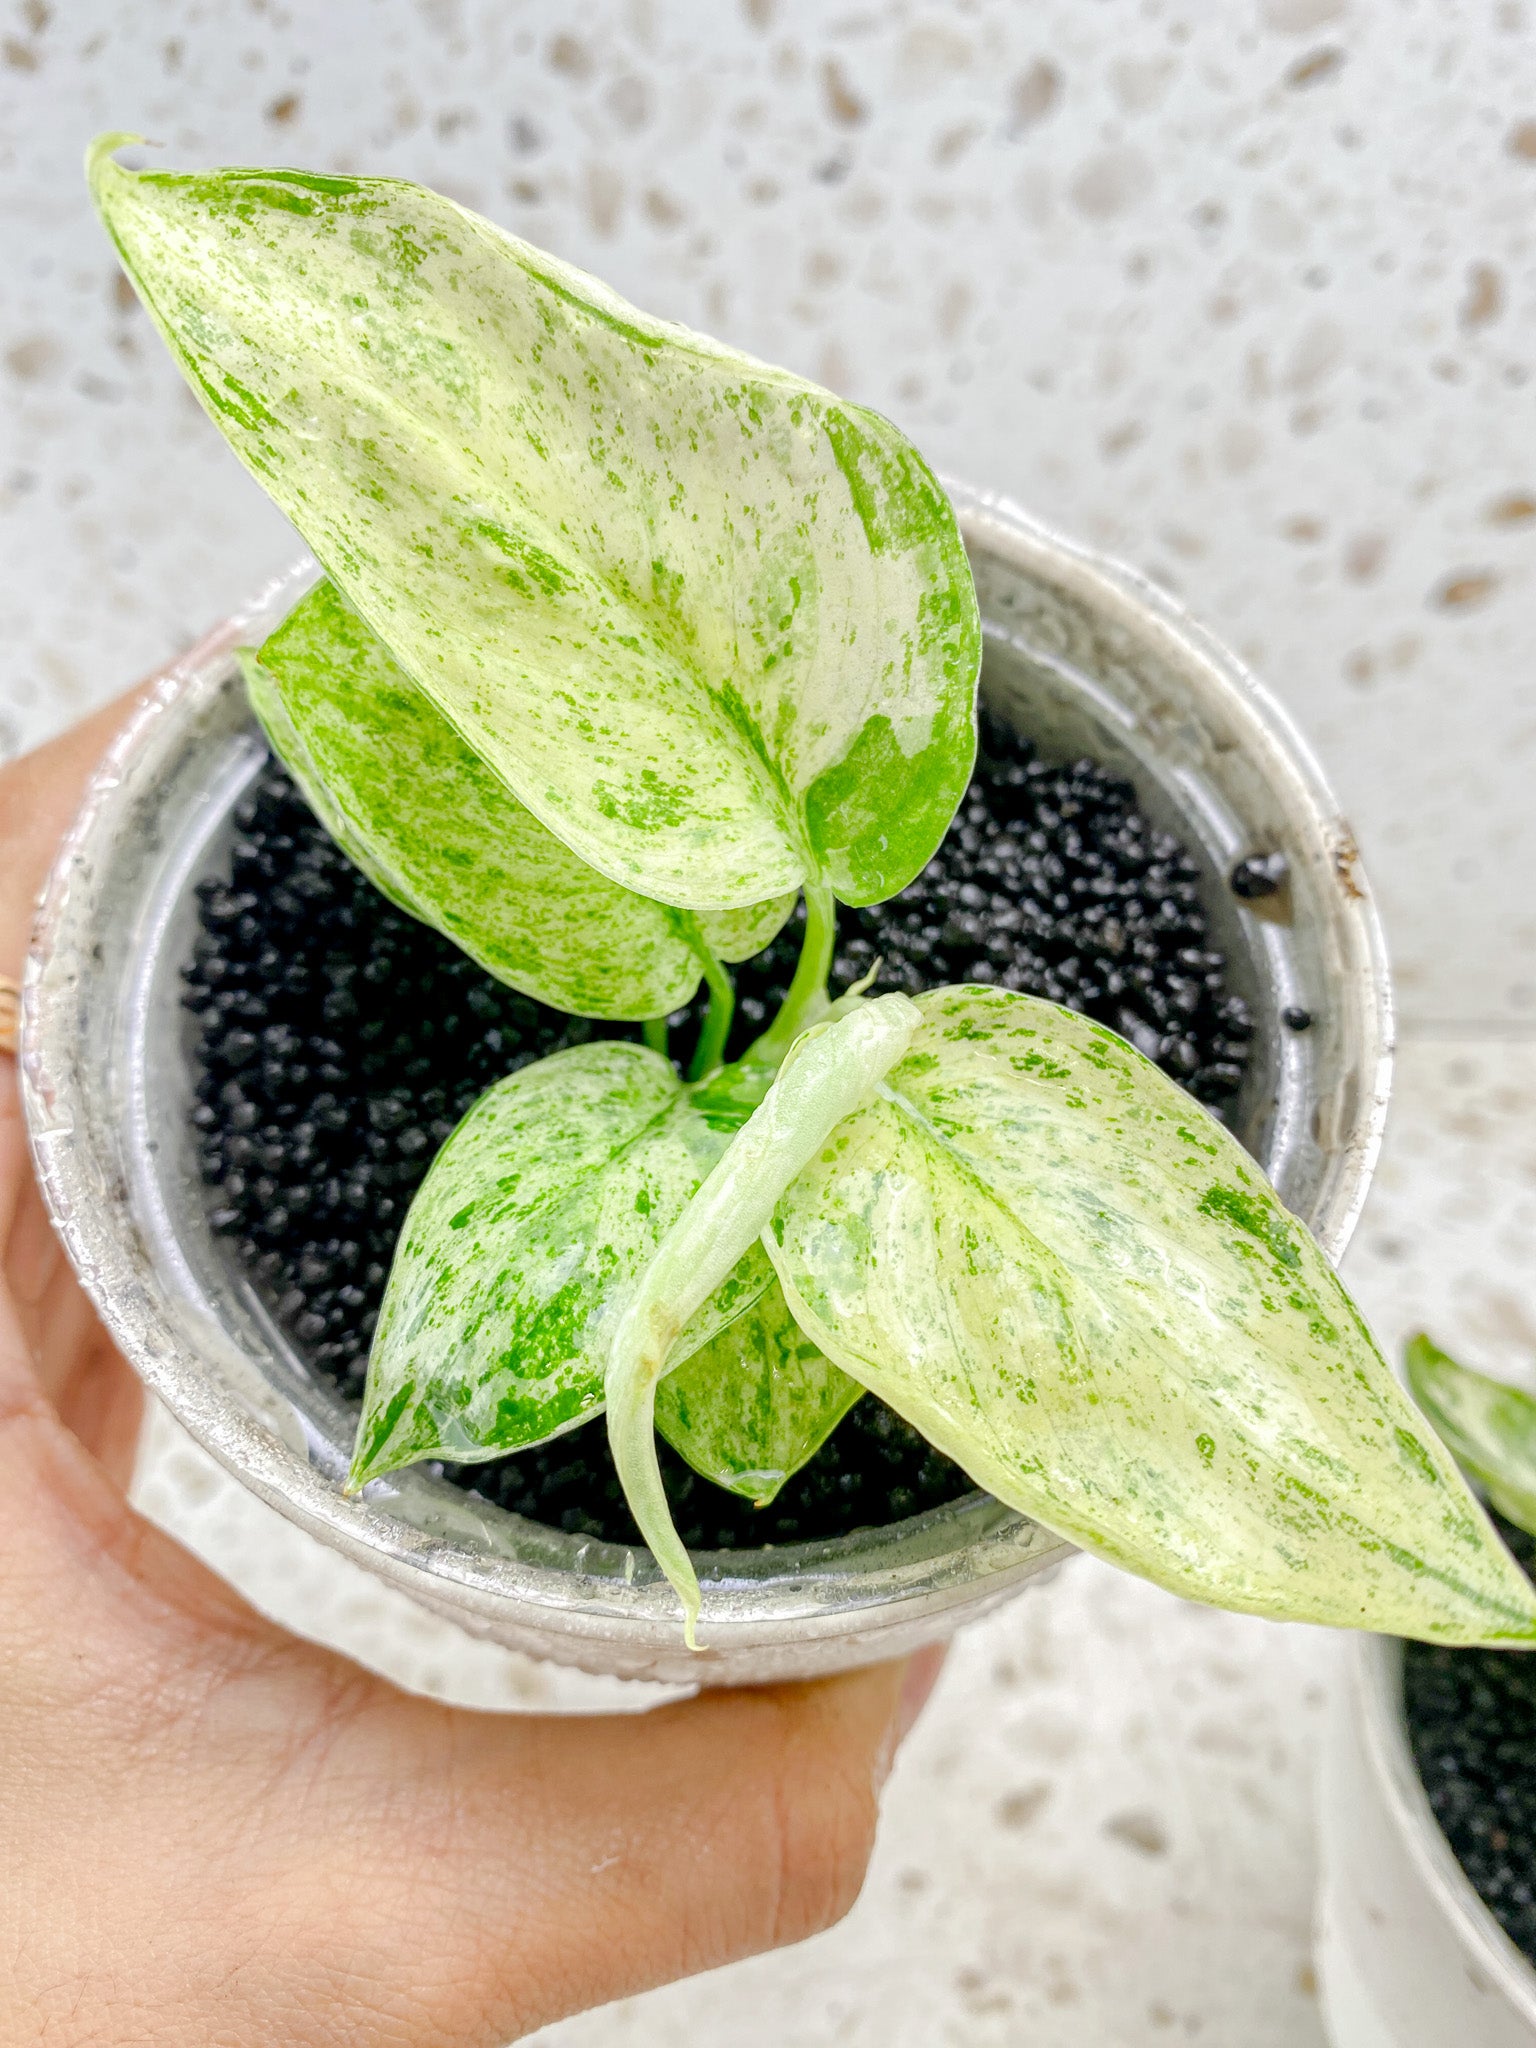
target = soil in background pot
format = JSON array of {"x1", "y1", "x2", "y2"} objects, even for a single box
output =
[
  {"x1": 182, "y1": 705, "x2": 1256, "y2": 1550},
  {"x1": 1405, "y1": 1515, "x2": 1536, "y2": 1966}
]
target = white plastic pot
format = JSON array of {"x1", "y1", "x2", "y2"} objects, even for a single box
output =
[{"x1": 1316, "y1": 1633, "x2": 1536, "y2": 2045}]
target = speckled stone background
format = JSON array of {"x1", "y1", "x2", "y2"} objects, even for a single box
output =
[{"x1": 6, "y1": 3, "x2": 1536, "y2": 2043}]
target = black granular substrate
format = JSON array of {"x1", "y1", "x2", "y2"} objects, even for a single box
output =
[
  {"x1": 1405, "y1": 1516, "x2": 1536, "y2": 1966},
  {"x1": 724, "y1": 705, "x2": 1254, "y2": 1102},
  {"x1": 183, "y1": 705, "x2": 1254, "y2": 1549}
]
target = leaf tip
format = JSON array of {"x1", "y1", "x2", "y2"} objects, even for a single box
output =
[
  {"x1": 85, "y1": 131, "x2": 152, "y2": 198},
  {"x1": 1403, "y1": 1329, "x2": 1439, "y2": 1381},
  {"x1": 342, "y1": 1444, "x2": 375, "y2": 1497}
]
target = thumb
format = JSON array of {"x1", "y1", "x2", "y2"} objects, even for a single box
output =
[{"x1": 231, "y1": 1642, "x2": 947, "y2": 2048}]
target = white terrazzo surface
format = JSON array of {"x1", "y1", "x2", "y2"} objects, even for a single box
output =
[
  {"x1": 8, "y1": 4, "x2": 1536, "y2": 2042},
  {"x1": 5, "y1": 0, "x2": 1536, "y2": 1025}
]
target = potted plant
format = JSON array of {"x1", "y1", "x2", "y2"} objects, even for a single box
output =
[
  {"x1": 21, "y1": 138, "x2": 1506, "y2": 1683},
  {"x1": 1317, "y1": 1339, "x2": 1536, "y2": 2047}
]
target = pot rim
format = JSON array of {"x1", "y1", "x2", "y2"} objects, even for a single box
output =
[
  {"x1": 953, "y1": 480, "x2": 1393, "y2": 1260},
  {"x1": 1350, "y1": 1630, "x2": 1536, "y2": 2021},
  {"x1": 18, "y1": 483, "x2": 1394, "y2": 1679}
]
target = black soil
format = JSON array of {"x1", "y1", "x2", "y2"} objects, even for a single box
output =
[
  {"x1": 1405, "y1": 1516, "x2": 1536, "y2": 1965},
  {"x1": 183, "y1": 704, "x2": 1254, "y2": 1550}
]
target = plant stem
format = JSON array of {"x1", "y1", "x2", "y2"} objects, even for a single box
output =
[
  {"x1": 641, "y1": 1016, "x2": 670, "y2": 1058},
  {"x1": 688, "y1": 884, "x2": 842, "y2": 1129},
  {"x1": 749, "y1": 880, "x2": 837, "y2": 1068},
  {"x1": 687, "y1": 948, "x2": 736, "y2": 1083}
]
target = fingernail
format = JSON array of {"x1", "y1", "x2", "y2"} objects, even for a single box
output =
[{"x1": 895, "y1": 1641, "x2": 948, "y2": 1743}]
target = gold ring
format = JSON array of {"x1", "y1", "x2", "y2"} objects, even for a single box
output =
[{"x1": 0, "y1": 974, "x2": 18, "y2": 1057}]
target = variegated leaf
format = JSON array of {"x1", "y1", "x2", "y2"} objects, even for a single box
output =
[
  {"x1": 767, "y1": 988, "x2": 1536, "y2": 1647},
  {"x1": 91, "y1": 142, "x2": 978, "y2": 915},
  {"x1": 246, "y1": 579, "x2": 791, "y2": 1019},
  {"x1": 1407, "y1": 1333, "x2": 1536, "y2": 1540},
  {"x1": 348, "y1": 1040, "x2": 772, "y2": 1486},
  {"x1": 655, "y1": 1281, "x2": 863, "y2": 1504}
]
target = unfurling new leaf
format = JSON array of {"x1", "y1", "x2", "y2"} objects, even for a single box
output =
[{"x1": 605, "y1": 996, "x2": 922, "y2": 1643}]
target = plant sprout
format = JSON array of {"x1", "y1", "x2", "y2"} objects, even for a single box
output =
[{"x1": 91, "y1": 139, "x2": 1536, "y2": 1651}]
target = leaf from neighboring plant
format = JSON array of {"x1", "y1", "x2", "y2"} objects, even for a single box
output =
[
  {"x1": 245, "y1": 580, "x2": 791, "y2": 1019},
  {"x1": 767, "y1": 988, "x2": 1536, "y2": 1647},
  {"x1": 89, "y1": 141, "x2": 979, "y2": 916},
  {"x1": 655, "y1": 1281, "x2": 863, "y2": 1503},
  {"x1": 349, "y1": 1041, "x2": 772, "y2": 1486},
  {"x1": 1407, "y1": 1333, "x2": 1536, "y2": 1540}
]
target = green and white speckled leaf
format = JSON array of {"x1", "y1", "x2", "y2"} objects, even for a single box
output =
[
  {"x1": 655, "y1": 1281, "x2": 863, "y2": 1504},
  {"x1": 90, "y1": 141, "x2": 979, "y2": 914},
  {"x1": 348, "y1": 1040, "x2": 772, "y2": 1486},
  {"x1": 768, "y1": 988, "x2": 1536, "y2": 1646},
  {"x1": 1407, "y1": 1334, "x2": 1536, "y2": 1540},
  {"x1": 244, "y1": 580, "x2": 791, "y2": 1019}
]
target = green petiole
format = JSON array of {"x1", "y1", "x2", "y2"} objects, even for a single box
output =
[
  {"x1": 746, "y1": 882, "x2": 837, "y2": 1068},
  {"x1": 686, "y1": 944, "x2": 735, "y2": 1083},
  {"x1": 686, "y1": 884, "x2": 843, "y2": 1129}
]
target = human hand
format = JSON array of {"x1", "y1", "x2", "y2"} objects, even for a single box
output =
[{"x1": 0, "y1": 697, "x2": 944, "y2": 2048}]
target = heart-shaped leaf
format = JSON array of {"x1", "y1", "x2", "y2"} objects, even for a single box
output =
[
  {"x1": 767, "y1": 988, "x2": 1536, "y2": 1646},
  {"x1": 90, "y1": 141, "x2": 979, "y2": 915},
  {"x1": 245, "y1": 579, "x2": 792, "y2": 1019},
  {"x1": 348, "y1": 1040, "x2": 772, "y2": 1487},
  {"x1": 655, "y1": 1281, "x2": 863, "y2": 1504},
  {"x1": 1407, "y1": 1333, "x2": 1536, "y2": 1539}
]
